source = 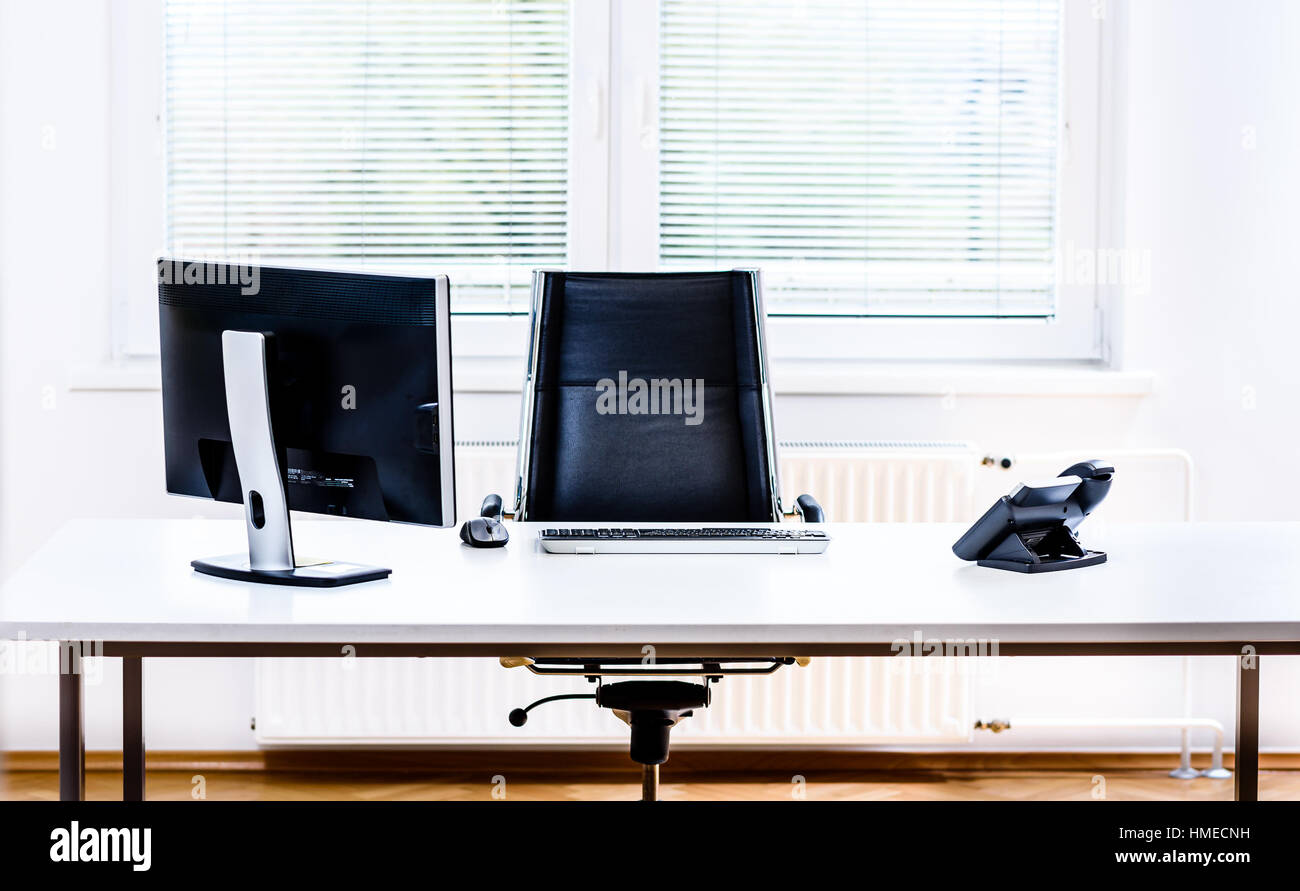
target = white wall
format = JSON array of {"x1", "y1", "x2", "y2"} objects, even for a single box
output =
[{"x1": 2, "y1": 0, "x2": 1298, "y2": 754}]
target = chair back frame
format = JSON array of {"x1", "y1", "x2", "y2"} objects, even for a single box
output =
[{"x1": 510, "y1": 268, "x2": 787, "y2": 522}]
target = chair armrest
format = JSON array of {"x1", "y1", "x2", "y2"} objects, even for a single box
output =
[
  {"x1": 480, "y1": 494, "x2": 504, "y2": 520},
  {"x1": 794, "y1": 494, "x2": 825, "y2": 523}
]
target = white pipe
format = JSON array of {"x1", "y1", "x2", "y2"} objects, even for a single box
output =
[
  {"x1": 1176, "y1": 465, "x2": 1204, "y2": 777},
  {"x1": 976, "y1": 717, "x2": 1230, "y2": 778},
  {"x1": 1178, "y1": 455, "x2": 1200, "y2": 776}
]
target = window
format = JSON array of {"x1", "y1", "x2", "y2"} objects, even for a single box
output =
[
  {"x1": 164, "y1": 0, "x2": 570, "y2": 311},
  {"x1": 118, "y1": 0, "x2": 1107, "y2": 361},
  {"x1": 658, "y1": 0, "x2": 1061, "y2": 318}
]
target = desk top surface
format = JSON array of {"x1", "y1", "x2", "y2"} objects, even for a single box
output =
[{"x1": 1, "y1": 518, "x2": 1298, "y2": 648}]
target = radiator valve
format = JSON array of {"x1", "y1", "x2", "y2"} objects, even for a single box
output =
[{"x1": 974, "y1": 718, "x2": 1012, "y2": 733}]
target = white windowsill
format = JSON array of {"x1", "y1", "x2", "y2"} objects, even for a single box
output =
[
  {"x1": 68, "y1": 357, "x2": 1155, "y2": 397},
  {"x1": 769, "y1": 360, "x2": 1155, "y2": 397}
]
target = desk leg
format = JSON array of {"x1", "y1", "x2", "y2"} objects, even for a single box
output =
[
  {"x1": 123, "y1": 656, "x2": 145, "y2": 801},
  {"x1": 1235, "y1": 650, "x2": 1259, "y2": 802},
  {"x1": 59, "y1": 641, "x2": 85, "y2": 802}
]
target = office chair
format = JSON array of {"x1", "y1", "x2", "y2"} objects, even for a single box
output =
[{"x1": 483, "y1": 269, "x2": 824, "y2": 800}]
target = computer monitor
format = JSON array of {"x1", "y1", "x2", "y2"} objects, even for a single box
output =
[{"x1": 158, "y1": 259, "x2": 455, "y2": 587}]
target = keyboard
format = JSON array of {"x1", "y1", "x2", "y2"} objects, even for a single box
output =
[{"x1": 538, "y1": 527, "x2": 831, "y2": 554}]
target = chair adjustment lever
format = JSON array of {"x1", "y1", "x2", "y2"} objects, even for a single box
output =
[{"x1": 508, "y1": 693, "x2": 596, "y2": 727}]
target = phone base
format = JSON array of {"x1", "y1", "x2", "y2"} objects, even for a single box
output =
[{"x1": 978, "y1": 550, "x2": 1107, "y2": 573}]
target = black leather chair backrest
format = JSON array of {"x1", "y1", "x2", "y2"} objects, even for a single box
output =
[{"x1": 520, "y1": 270, "x2": 777, "y2": 522}]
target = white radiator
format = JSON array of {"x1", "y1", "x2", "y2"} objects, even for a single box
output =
[
  {"x1": 253, "y1": 441, "x2": 980, "y2": 746},
  {"x1": 779, "y1": 440, "x2": 977, "y2": 522},
  {"x1": 451, "y1": 440, "x2": 520, "y2": 522},
  {"x1": 973, "y1": 448, "x2": 1194, "y2": 523}
]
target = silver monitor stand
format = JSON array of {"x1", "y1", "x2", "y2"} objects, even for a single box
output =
[{"x1": 190, "y1": 330, "x2": 391, "y2": 587}]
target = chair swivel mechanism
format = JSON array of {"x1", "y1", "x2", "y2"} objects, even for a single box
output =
[{"x1": 481, "y1": 269, "x2": 824, "y2": 801}]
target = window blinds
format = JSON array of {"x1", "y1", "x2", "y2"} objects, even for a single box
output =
[
  {"x1": 164, "y1": 0, "x2": 569, "y2": 310},
  {"x1": 659, "y1": 0, "x2": 1062, "y2": 316}
]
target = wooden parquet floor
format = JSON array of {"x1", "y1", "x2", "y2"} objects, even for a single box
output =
[{"x1": 6, "y1": 768, "x2": 1299, "y2": 801}]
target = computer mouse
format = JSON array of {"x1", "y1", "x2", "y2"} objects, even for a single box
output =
[{"x1": 459, "y1": 517, "x2": 509, "y2": 548}]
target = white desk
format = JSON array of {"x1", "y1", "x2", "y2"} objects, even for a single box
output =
[{"x1": 3, "y1": 518, "x2": 1298, "y2": 801}]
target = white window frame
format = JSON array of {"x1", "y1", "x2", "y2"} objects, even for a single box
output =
[{"x1": 113, "y1": 0, "x2": 1112, "y2": 365}]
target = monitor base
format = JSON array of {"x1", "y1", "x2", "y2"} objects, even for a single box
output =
[{"x1": 192, "y1": 555, "x2": 391, "y2": 587}]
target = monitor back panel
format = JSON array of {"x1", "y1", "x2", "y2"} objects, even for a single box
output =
[{"x1": 158, "y1": 262, "x2": 453, "y2": 526}]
